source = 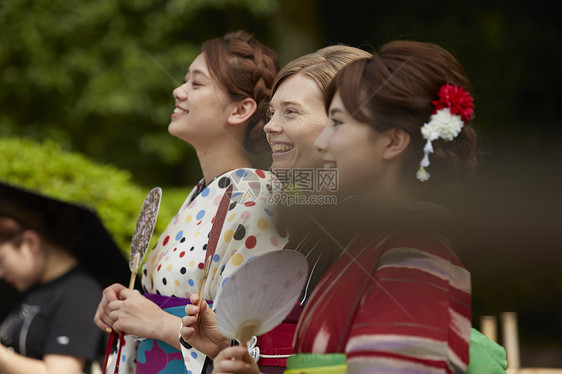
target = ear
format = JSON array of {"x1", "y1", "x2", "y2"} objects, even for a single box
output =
[
  {"x1": 20, "y1": 230, "x2": 43, "y2": 256},
  {"x1": 227, "y1": 98, "x2": 257, "y2": 126},
  {"x1": 382, "y1": 128, "x2": 410, "y2": 161}
]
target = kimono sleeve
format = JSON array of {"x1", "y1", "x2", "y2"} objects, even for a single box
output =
[
  {"x1": 345, "y1": 242, "x2": 471, "y2": 373},
  {"x1": 204, "y1": 170, "x2": 289, "y2": 306}
]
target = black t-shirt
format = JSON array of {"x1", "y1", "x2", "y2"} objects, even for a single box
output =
[{"x1": 0, "y1": 266, "x2": 103, "y2": 362}]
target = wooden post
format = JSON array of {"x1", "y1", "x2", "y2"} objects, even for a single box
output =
[
  {"x1": 480, "y1": 315, "x2": 498, "y2": 342},
  {"x1": 501, "y1": 312, "x2": 521, "y2": 373}
]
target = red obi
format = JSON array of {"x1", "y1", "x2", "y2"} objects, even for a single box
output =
[{"x1": 254, "y1": 302, "x2": 302, "y2": 369}]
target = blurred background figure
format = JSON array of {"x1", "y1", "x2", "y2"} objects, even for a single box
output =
[{"x1": 0, "y1": 182, "x2": 129, "y2": 374}]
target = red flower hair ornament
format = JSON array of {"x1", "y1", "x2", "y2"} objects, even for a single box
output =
[{"x1": 417, "y1": 84, "x2": 475, "y2": 182}]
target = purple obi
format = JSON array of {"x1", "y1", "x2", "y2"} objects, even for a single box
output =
[{"x1": 136, "y1": 294, "x2": 212, "y2": 374}]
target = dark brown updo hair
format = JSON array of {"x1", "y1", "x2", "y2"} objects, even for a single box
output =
[
  {"x1": 202, "y1": 31, "x2": 280, "y2": 158},
  {"x1": 326, "y1": 40, "x2": 477, "y2": 187}
]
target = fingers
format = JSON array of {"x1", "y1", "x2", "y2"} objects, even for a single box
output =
[
  {"x1": 180, "y1": 311, "x2": 197, "y2": 341},
  {"x1": 182, "y1": 313, "x2": 198, "y2": 327},
  {"x1": 189, "y1": 293, "x2": 200, "y2": 305},
  {"x1": 180, "y1": 325, "x2": 194, "y2": 341},
  {"x1": 213, "y1": 347, "x2": 257, "y2": 374},
  {"x1": 214, "y1": 359, "x2": 254, "y2": 374},
  {"x1": 93, "y1": 283, "x2": 125, "y2": 333},
  {"x1": 182, "y1": 298, "x2": 200, "y2": 342},
  {"x1": 93, "y1": 303, "x2": 113, "y2": 333},
  {"x1": 106, "y1": 300, "x2": 129, "y2": 334},
  {"x1": 185, "y1": 303, "x2": 200, "y2": 316},
  {"x1": 215, "y1": 347, "x2": 253, "y2": 364},
  {"x1": 118, "y1": 288, "x2": 139, "y2": 299}
]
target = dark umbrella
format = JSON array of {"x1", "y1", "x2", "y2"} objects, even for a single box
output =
[{"x1": 0, "y1": 181, "x2": 129, "y2": 288}]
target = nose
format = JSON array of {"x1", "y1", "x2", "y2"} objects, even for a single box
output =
[
  {"x1": 314, "y1": 124, "x2": 333, "y2": 153},
  {"x1": 263, "y1": 115, "x2": 282, "y2": 135},
  {"x1": 173, "y1": 82, "x2": 188, "y2": 101}
]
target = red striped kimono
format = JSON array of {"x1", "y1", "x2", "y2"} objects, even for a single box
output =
[{"x1": 294, "y1": 204, "x2": 471, "y2": 373}]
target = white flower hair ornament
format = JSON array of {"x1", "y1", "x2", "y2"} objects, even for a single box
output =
[{"x1": 416, "y1": 83, "x2": 475, "y2": 181}]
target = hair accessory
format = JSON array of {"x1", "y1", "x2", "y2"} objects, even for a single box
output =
[{"x1": 416, "y1": 83, "x2": 474, "y2": 181}]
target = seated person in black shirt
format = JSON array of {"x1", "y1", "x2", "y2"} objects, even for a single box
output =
[{"x1": 0, "y1": 182, "x2": 128, "y2": 374}]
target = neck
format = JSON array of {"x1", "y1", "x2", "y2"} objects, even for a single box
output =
[
  {"x1": 40, "y1": 245, "x2": 78, "y2": 284},
  {"x1": 357, "y1": 169, "x2": 414, "y2": 209},
  {"x1": 194, "y1": 140, "x2": 252, "y2": 184}
]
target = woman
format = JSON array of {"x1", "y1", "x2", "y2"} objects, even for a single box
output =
[
  {"x1": 265, "y1": 45, "x2": 371, "y2": 171},
  {"x1": 93, "y1": 31, "x2": 288, "y2": 374},
  {"x1": 0, "y1": 182, "x2": 128, "y2": 374},
  {"x1": 213, "y1": 40, "x2": 476, "y2": 373},
  {"x1": 180, "y1": 45, "x2": 371, "y2": 373}
]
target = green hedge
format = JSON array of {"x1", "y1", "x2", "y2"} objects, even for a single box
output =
[{"x1": 0, "y1": 137, "x2": 189, "y2": 260}]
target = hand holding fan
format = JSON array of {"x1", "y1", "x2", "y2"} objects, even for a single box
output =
[
  {"x1": 215, "y1": 250, "x2": 308, "y2": 347},
  {"x1": 102, "y1": 187, "x2": 162, "y2": 374},
  {"x1": 128, "y1": 186, "x2": 162, "y2": 289}
]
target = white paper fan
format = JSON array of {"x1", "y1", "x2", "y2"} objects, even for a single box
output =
[{"x1": 216, "y1": 250, "x2": 308, "y2": 346}]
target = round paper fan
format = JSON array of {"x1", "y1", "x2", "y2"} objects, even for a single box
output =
[{"x1": 215, "y1": 250, "x2": 308, "y2": 346}]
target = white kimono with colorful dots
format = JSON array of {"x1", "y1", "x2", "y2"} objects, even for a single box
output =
[{"x1": 140, "y1": 168, "x2": 288, "y2": 374}]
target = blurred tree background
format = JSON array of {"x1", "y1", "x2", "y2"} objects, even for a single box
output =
[{"x1": 1, "y1": 0, "x2": 561, "y2": 367}]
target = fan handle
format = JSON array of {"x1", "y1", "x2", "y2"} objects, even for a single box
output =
[{"x1": 236, "y1": 319, "x2": 261, "y2": 347}]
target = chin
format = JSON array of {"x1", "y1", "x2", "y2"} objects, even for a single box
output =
[
  {"x1": 15, "y1": 284, "x2": 29, "y2": 292},
  {"x1": 167, "y1": 122, "x2": 179, "y2": 136},
  {"x1": 167, "y1": 126, "x2": 190, "y2": 144},
  {"x1": 270, "y1": 160, "x2": 287, "y2": 171}
]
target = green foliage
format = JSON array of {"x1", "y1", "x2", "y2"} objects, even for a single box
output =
[
  {"x1": 0, "y1": 0, "x2": 278, "y2": 186},
  {"x1": 0, "y1": 137, "x2": 189, "y2": 258}
]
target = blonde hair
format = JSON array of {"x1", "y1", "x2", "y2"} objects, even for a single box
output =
[{"x1": 272, "y1": 45, "x2": 372, "y2": 96}]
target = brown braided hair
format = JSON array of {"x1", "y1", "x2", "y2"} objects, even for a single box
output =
[{"x1": 202, "y1": 31, "x2": 280, "y2": 158}]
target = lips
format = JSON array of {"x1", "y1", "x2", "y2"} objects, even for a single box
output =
[
  {"x1": 323, "y1": 161, "x2": 337, "y2": 168},
  {"x1": 171, "y1": 106, "x2": 189, "y2": 120},
  {"x1": 173, "y1": 107, "x2": 188, "y2": 114},
  {"x1": 270, "y1": 143, "x2": 294, "y2": 153}
]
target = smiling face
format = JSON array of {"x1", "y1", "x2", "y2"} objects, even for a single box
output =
[
  {"x1": 315, "y1": 91, "x2": 391, "y2": 199},
  {"x1": 264, "y1": 73, "x2": 327, "y2": 170},
  {"x1": 168, "y1": 53, "x2": 235, "y2": 147}
]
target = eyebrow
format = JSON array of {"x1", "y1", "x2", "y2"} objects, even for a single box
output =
[
  {"x1": 186, "y1": 69, "x2": 209, "y2": 79},
  {"x1": 269, "y1": 100, "x2": 306, "y2": 110},
  {"x1": 329, "y1": 107, "x2": 344, "y2": 117}
]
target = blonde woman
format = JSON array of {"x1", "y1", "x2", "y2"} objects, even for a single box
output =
[{"x1": 180, "y1": 45, "x2": 371, "y2": 374}]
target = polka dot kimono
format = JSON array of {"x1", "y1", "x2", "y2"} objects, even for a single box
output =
[{"x1": 140, "y1": 168, "x2": 288, "y2": 374}]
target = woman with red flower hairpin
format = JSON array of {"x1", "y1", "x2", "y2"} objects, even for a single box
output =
[{"x1": 213, "y1": 40, "x2": 508, "y2": 373}]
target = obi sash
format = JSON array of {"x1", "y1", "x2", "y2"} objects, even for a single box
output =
[
  {"x1": 136, "y1": 293, "x2": 212, "y2": 374},
  {"x1": 253, "y1": 303, "x2": 302, "y2": 368},
  {"x1": 284, "y1": 353, "x2": 347, "y2": 374}
]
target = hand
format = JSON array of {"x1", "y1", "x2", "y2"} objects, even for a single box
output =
[
  {"x1": 106, "y1": 288, "x2": 164, "y2": 338},
  {"x1": 212, "y1": 346, "x2": 259, "y2": 374},
  {"x1": 93, "y1": 283, "x2": 127, "y2": 333},
  {"x1": 181, "y1": 293, "x2": 230, "y2": 358}
]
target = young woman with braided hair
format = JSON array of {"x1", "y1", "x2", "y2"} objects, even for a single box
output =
[{"x1": 93, "y1": 31, "x2": 288, "y2": 374}]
